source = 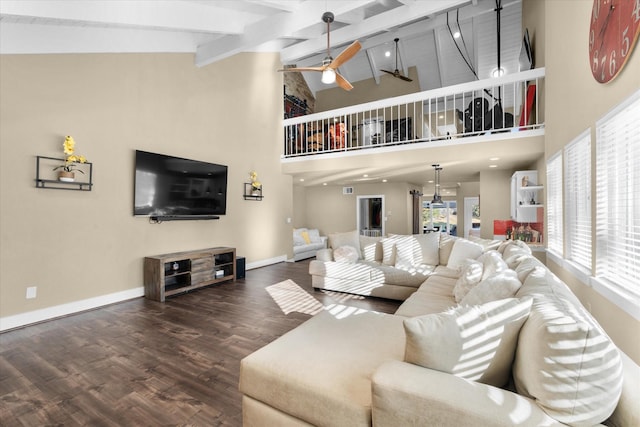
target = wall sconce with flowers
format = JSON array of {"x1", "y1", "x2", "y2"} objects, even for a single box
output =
[{"x1": 244, "y1": 170, "x2": 263, "y2": 200}]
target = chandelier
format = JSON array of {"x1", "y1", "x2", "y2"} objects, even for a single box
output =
[{"x1": 431, "y1": 164, "x2": 444, "y2": 206}]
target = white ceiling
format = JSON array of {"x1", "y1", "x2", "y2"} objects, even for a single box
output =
[
  {"x1": 0, "y1": 0, "x2": 523, "y2": 93},
  {"x1": 0, "y1": 0, "x2": 535, "y2": 192}
]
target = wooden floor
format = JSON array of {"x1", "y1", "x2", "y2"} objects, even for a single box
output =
[{"x1": 0, "y1": 259, "x2": 400, "y2": 426}]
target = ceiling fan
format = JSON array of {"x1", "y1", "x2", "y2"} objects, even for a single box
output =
[
  {"x1": 380, "y1": 38, "x2": 413, "y2": 82},
  {"x1": 278, "y1": 12, "x2": 361, "y2": 91}
]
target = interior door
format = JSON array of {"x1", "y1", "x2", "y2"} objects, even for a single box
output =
[{"x1": 357, "y1": 195, "x2": 384, "y2": 237}]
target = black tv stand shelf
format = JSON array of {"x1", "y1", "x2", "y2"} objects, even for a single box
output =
[{"x1": 144, "y1": 247, "x2": 236, "y2": 302}]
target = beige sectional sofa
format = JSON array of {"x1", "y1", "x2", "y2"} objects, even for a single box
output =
[{"x1": 240, "y1": 233, "x2": 639, "y2": 427}]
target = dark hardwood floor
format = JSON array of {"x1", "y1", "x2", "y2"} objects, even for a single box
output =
[{"x1": 0, "y1": 259, "x2": 400, "y2": 426}]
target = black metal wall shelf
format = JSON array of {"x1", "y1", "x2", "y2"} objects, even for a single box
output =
[
  {"x1": 243, "y1": 183, "x2": 263, "y2": 200},
  {"x1": 35, "y1": 156, "x2": 93, "y2": 191}
]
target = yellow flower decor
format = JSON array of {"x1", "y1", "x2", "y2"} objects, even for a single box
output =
[
  {"x1": 54, "y1": 135, "x2": 88, "y2": 173},
  {"x1": 249, "y1": 171, "x2": 261, "y2": 191}
]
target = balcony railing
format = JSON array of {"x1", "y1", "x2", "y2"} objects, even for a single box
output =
[{"x1": 283, "y1": 68, "x2": 544, "y2": 158}]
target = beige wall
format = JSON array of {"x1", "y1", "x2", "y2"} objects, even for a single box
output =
[
  {"x1": 301, "y1": 181, "x2": 415, "y2": 238},
  {"x1": 478, "y1": 170, "x2": 512, "y2": 239},
  {"x1": 542, "y1": 0, "x2": 640, "y2": 362},
  {"x1": 0, "y1": 52, "x2": 293, "y2": 321}
]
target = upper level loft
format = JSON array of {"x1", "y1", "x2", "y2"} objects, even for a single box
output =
[{"x1": 282, "y1": 68, "x2": 544, "y2": 162}]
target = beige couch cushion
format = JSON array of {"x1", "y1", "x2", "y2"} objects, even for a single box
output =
[
  {"x1": 403, "y1": 298, "x2": 532, "y2": 387},
  {"x1": 240, "y1": 310, "x2": 405, "y2": 427},
  {"x1": 514, "y1": 267, "x2": 624, "y2": 426}
]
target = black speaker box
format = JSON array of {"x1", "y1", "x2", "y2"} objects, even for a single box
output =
[{"x1": 236, "y1": 256, "x2": 246, "y2": 279}]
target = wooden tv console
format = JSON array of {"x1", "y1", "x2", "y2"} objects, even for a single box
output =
[{"x1": 144, "y1": 247, "x2": 236, "y2": 302}]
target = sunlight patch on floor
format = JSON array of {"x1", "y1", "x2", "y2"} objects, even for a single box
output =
[{"x1": 266, "y1": 279, "x2": 324, "y2": 315}]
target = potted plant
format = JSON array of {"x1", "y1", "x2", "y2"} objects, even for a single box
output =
[
  {"x1": 53, "y1": 135, "x2": 88, "y2": 182},
  {"x1": 249, "y1": 171, "x2": 261, "y2": 196}
]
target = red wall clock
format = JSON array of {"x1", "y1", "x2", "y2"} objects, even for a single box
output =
[{"x1": 588, "y1": 0, "x2": 640, "y2": 83}]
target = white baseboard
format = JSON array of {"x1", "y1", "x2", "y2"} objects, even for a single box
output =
[
  {"x1": 246, "y1": 255, "x2": 287, "y2": 270},
  {"x1": 1, "y1": 255, "x2": 288, "y2": 332},
  {"x1": 0, "y1": 287, "x2": 145, "y2": 332}
]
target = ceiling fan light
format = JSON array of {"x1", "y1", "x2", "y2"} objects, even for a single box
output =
[{"x1": 321, "y1": 68, "x2": 336, "y2": 84}]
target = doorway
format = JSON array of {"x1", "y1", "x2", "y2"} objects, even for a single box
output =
[
  {"x1": 357, "y1": 195, "x2": 384, "y2": 237},
  {"x1": 464, "y1": 197, "x2": 481, "y2": 238}
]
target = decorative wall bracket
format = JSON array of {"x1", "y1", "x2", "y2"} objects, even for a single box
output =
[
  {"x1": 243, "y1": 183, "x2": 263, "y2": 200},
  {"x1": 35, "y1": 156, "x2": 93, "y2": 191}
]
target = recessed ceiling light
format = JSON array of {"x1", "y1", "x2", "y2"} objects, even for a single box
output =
[
  {"x1": 489, "y1": 157, "x2": 500, "y2": 161},
  {"x1": 299, "y1": 178, "x2": 305, "y2": 182},
  {"x1": 322, "y1": 182, "x2": 327, "y2": 186},
  {"x1": 428, "y1": 180, "x2": 434, "y2": 183},
  {"x1": 439, "y1": 115, "x2": 444, "y2": 119},
  {"x1": 453, "y1": 31, "x2": 461, "y2": 39},
  {"x1": 385, "y1": 50, "x2": 391, "y2": 57},
  {"x1": 363, "y1": 174, "x2": 368, "y2": 178},
  {"x1": 382, "y1": 179, "x2": 387, "y2": 183},
  {"x1": 489, "y1": 164, "x2": 498, "y2": 168}
]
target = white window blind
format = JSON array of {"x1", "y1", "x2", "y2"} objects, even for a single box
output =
[
  {"x1": 546, "y1": 152, "x2": 563, "y2": 255},
  {"x1": 564, "y1": 130, "x2": 591, "y2": 272},
  {"x1": 595, "y1": 90, "x2": 640, "y2": 305}
]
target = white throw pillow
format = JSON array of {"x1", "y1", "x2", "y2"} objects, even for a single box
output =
[
  {"x1": 513, "y1": 268, "x2": 623, "y2": 425},
  {"x1": 392, "y1": 235, "x2": 419, "y2": 268},
  {"x1": 452, "y1": 259, "x2": 484, "y2": 302},
  {"x1": 328, "y1": 230, "x2": 362, "y2": 259},
  {"x1": 460, "y1": 270, "x2": 522, "y2": 306},
  {"x1": 446, "y1": 239, "x2": 484, "y2": 270},
  {"x1": 413, "y1": 232, "x2": 440, "y2": 266},
  {"x1": 477, "y1": 250, "x2": 508, "y2": 281},
  {"x1": 438, "y1": 234, "x2": 458, "y2": 265},
  {"x1": 380, "y1": 236, "x2": 398, "y2": 265},
  {"x1": 359, "y1": 235, "x2": 383, "y2": 262},
  {"x1": 404, "y1": 298, "x2": 532, "y2": 387},
  {"x1": 333, "y1": 246, "x2": 359, "y2": 263}
]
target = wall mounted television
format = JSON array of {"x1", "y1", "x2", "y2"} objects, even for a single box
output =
[{"x1": 134, "y1": 150, "x2": 228, "y2": 221}]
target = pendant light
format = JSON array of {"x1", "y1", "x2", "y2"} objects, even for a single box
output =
[{"x1": 431, "y1": 164, "x2": 444, "y2": 206}]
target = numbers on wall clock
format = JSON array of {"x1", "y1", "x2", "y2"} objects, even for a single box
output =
[{"x1": 588, "y1": 0, "x2": 640, "y2": 83}]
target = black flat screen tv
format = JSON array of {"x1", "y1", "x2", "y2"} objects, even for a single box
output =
[{"x1": 134, "y1": 150, "x2": 228, "y2": 220}]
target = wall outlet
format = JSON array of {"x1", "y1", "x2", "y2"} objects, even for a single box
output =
[{"x1": 26, "y1": 286, "x2": 37, "y2": 299}]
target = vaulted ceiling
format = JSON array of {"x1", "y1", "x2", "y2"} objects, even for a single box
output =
[{"x1": 0, "y1": 0, "x2": 524, "y2": 94}]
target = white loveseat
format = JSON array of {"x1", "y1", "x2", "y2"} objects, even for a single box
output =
[
  {"x1": 239, "y1": 234, "x2": 639, "y2": 427},
  {"x1": 292, "y1": 227, "x2": 327, "y2": 261}
]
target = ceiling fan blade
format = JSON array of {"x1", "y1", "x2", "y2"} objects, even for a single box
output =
[
  {"x1": 397, "y1": 74, "x2": 413, "y2": 82},
  {"x1": 329, "y1": 40, "x2": 361, "y2": 69},
  {"x1": 380, "y1": 69, "x2": 396, "y2": 76},
  {"x1": 278, "y1": 66, "x2": 325, "y2": 72},
  {"x1": 335, "y1": 72, "x2": 354, "y2": 91}
]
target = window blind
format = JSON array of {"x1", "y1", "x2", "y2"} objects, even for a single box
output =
[
  {"x1": 595, "y1": 90, "x2": 640, "y2": 304},
  {"x1": 564, "y1": 130, "x2": 591, "y2": 272},
  {"x1": 546, "y1": 152, "x2": 563, "y2": 255}
]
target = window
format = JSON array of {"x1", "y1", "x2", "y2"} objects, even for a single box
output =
[
  {"x1": 422, "y1": 201, "x2": 457, "y2": 236},
  {"x1": 546, "y1": 152, "x2": 563, "y2": 256},
  {"x1": 595, "y1": 90, "x2": 640, "y2": 308},
  {"x1": 564, "y1": 130, "x2": 591, "y2": 272}
]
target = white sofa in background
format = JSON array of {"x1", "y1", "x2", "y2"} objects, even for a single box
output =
[
  {"x1": 292, "y1": 227, "x2": 327, "y2": 261},
  {"x1": 240, "y1": 235, "x2": 639, "y2": 427}
]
